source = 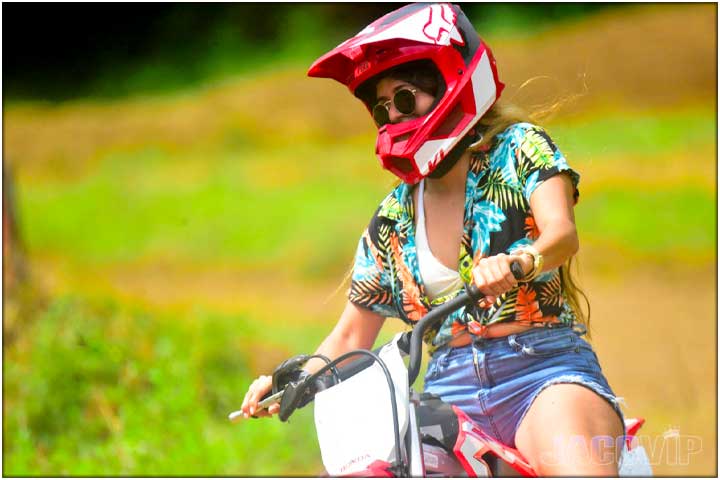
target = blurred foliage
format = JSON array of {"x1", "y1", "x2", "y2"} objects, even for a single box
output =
[
  {"x1": 3, "y1": 295, "x2": 329, "y2": 475},
  {"x1": 4, "y1": 3, "x2": 619, "y2": 102},
  {"x1": 578, "y1": 187, "x2": 714, "y2": 259},
  {"x1": 550, "y1": 109, "x2": 716, "y2": 158}
]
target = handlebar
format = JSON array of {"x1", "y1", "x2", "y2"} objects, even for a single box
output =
[
  {"x1": 406, "y1": 282, "x2": 483, "y2": 384},
  {"x1": 232, "y1": 260, "x2": 525, "y2": 421}
]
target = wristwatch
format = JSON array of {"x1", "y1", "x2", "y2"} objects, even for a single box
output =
[{"x1": 512, "y1": 245, "x2": 544, "y2": 281}]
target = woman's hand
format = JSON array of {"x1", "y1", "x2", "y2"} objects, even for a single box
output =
[
  {"x1": 240, "y1": 375, "x2": 279, "y2": 419},
  {"x1": 237, "y1": 302, "x2": 384, "y2": 421},
  {"x1": 472, "y1": 253, "x2": 534, "y2": 306}
]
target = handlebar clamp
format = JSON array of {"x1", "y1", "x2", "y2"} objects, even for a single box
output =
[
  {"x1": 278, "y1": 370, "x2": 313, "y2": 422},
  {"x1": 271, "y1": 354, "x2": 310, "y2": 394},
  {"x1": 272, "y1": 354, "x2": 331, "y2": 422}
]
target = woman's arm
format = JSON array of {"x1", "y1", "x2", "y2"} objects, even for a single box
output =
[
  {"x1": 304, "y1": 301, "x2": 386, "y2": 373},
  {"x1": 472, "y1": 173, "x2": 578, "y2": 302},
  {"x1": 240, "y1": 301, "x2": 385, "y2": 418},
  {"x1": 526, "y1": 172, "x2": 579, "y2": 270}
]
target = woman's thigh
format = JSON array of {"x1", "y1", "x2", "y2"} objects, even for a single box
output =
[
  {"x1": 514, "y1": 382, "x2": 625, "y2": 476},
  {"x1": 426, "y1": 327, "x2": 625, "y2": 449},
  {"x1": 482, "y1": 326, "x2": 625, "y2": 448}
]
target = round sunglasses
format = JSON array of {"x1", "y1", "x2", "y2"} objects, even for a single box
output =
[{"x1": 372, "y1": 88, "x2": 418, "y2": 127}]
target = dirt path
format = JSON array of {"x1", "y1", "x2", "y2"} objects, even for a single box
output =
[{"x1": 29, "y1": 255, "x2": 350, "y2": 327}]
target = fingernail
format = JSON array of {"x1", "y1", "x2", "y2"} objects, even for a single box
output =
[
  {"x1": 244, "y1": 413, "x2": 249, "y2": 418},
  {"x1": 249, "y1": 407, "x2": 255, "y2": 415}
]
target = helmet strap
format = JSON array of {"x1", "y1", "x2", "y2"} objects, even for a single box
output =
[{"x1": 427, "y1": 128, "x2": 482, "y2": 179}]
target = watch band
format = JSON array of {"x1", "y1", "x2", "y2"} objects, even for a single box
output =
[{"x1": 512, "y1": 245, "x2": 544, "y2": 281}]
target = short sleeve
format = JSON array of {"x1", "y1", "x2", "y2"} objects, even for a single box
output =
[
  {"x1": 347, "y1": 228, "x2": 399, "y2": 318},
  {"x1": 515, "y1": 124, "x2": 580, "y2": 204}
]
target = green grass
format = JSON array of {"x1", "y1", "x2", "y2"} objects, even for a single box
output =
[
  {"x1": 577, "y1": 187, "x2": 716, "y2": 263},
  {"x1": 549, "y1": 107, "x2": 716, "y2": 159},
  {"x1": 3, "y1": 296, "x2": 328, "y2": 476}
]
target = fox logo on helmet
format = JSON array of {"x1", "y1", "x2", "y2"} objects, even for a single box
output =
[{"x1": 422, "y1": 4, "x2": 464, "y2": 46}]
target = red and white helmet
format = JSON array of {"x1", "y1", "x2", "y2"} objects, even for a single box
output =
[{"x1": 308, "y1": 3, "x2": 504, "y2": 184}]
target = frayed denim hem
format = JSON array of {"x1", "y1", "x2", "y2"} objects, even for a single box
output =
[{"x1": 515, "y1": 374, "x2": 628, "y2": 441}]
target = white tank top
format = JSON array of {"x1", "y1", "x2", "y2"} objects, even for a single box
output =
[{"x1": 416, "y1": 180, "x2": 464, "y2": 301}]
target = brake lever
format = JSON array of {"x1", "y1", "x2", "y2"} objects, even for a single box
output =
[{"x1": 228, "y1": 390, "x2": 285, "y2": 423}]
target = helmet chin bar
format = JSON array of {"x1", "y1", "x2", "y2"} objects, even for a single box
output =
[
  {"x1": 378, "y1": 51, "x2": 499, "y2": 184},
  {"x1": 376, "y1": 116, "x2": 426, "y2": 184},
  {"x1": 426, "y1": 129, "x2": 479, "y2": 179}
]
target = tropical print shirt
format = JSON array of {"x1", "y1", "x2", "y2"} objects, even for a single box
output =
[{"x1": 347, "y1": 123, "x2": 581, "y2": 352}]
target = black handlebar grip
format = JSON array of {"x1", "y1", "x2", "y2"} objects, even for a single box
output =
[
  {"x1": 510, "y1": 260, "x2": 525, "y2": 281},
  {"x1": 465, "y1": 282, "x2": 483, "y2": 302}
]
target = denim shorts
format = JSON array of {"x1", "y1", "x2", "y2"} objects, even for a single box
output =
[{"x1": 423, "y1": 325, "x2": 625, "y2": 448}]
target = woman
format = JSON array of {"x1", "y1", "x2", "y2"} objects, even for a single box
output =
[{"x1": 241, "y1": 3, "x2": 625, "y2": 476}]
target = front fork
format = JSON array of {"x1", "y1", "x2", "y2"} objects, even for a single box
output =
[{"x1": 406, "y1": 399, "x2": 426, "y2": 476}]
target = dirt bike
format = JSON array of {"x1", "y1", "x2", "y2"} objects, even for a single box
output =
[{"x1": 230, "y1": 262, "x2": 653, "y2": 477}]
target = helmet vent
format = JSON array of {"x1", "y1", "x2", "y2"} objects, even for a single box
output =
[{"x1": 388, "y1": 156, "x2": 415, "y2": 174}]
